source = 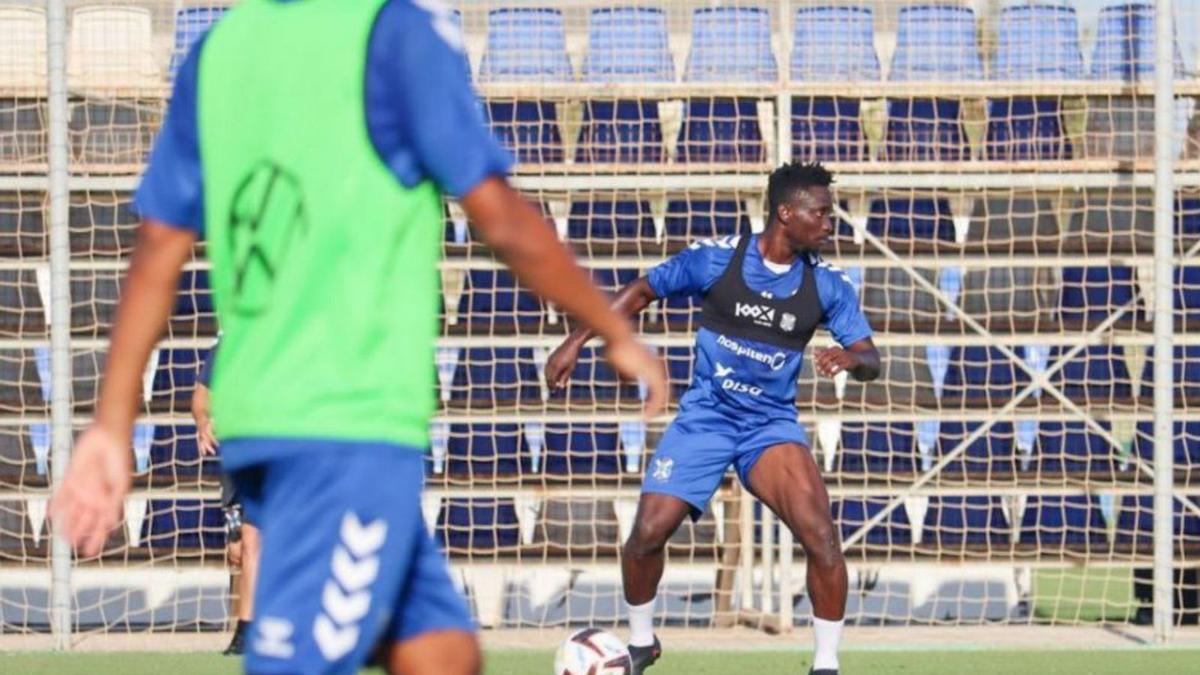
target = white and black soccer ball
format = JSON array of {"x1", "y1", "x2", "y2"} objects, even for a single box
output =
[{"x1": 553, "y1": 628, "x2": 633, "y2": 675}]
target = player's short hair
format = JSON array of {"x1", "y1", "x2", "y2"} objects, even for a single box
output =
[{"x1": 767, "y1": 161, "x2": 833, "y2": 216}]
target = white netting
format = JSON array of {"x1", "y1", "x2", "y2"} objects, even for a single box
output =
[{"x1": 1, "y1": 0, "x2": 1200, "y2": 638}]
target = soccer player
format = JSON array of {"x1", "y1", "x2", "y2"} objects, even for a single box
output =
[
  {"x1": 546, "y1": 162, "x2": 880, "y2": 675},
  {"x1": 192, "y1": 337, "x2": 259, "y2": 655},
  {"x1": 50, "y1": 2, "x2": 666, "y2": 674}
]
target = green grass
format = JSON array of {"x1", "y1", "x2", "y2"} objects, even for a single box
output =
[
  {"x1": 1032, "y1": 568, "x2": 1138, "y2": 622},
  {"x1": 4, "y1": 649, "x2": 1200, "y2": 675}
]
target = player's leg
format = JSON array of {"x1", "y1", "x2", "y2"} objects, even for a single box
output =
[
  {"x1": 741, "y1": 441, "x2": 846, "y2": 674},
  {"x1": 239, "y1": 521, "x2": 261, "y2": 621},
  {"x1": 380, "y1": 510, "x2": 480, "y2": 675},
  {"x1": 220, "y1": 471, "x2": 251, "y2": 655},
  {"x1": 626, "y1": 412, "x2": 737, "y2": 673},
  {"x1": 228, "y1": 443, "x2": 427, "y2": 675}
]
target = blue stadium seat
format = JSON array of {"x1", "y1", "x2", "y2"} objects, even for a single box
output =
[
  {"x1": 936, "y1": 421, "x2": 1016, "y2": 474},
  {"x1": 886, "y1": 5, "x2": 982, "y2": 161},
  {"x1": 790, "y1": 6, "x2": 878, "y2": 161},
  {"x1": 944, "y1": 346, "x2": 1030, "y2": 405},
  {"x1": 833, "y1": 498, "x2": 911, "y2": 546},
  {"x1": 986, "y1": 4, "x2": 1081, "y2": 160},
  {"x1": 141, "y1": 499, "x2": 225, "y2": 549},
  {"x1": 1140, "y1": 346, "x2": 1200, "y2": 399},
  {"x1": 456, "y1": 270, "x2": 542, "y2": 329},
  {"x1": 562, "y1": 346, "x2": 639, "y2": 405},
  {"x1": 1019, "y1": 496, "x2": 1107, "y2": 545},
  {"x1": 148, "y1": 424, "x2": 201, "y2": 479},
  {"x1": 838, "y1": 422, "x2": 917, "y2": 474},
  {"x1": 578, "y1": 7, "x2": 673, "y2": 163},
  {"x1": 436, "y1": 498, "x2": 520, "y2": 551},
  {"x1": 589, "y1": 267, "x2": 639, "y2": 296},
  {"x1": 544, "y1": 424, "x2": 621, "y2": 476},
  {"x1": 169, "y1": 6, "x2": 225, "y2": 79},
  {"x1": 679, "y1": 7, "x2": 774, "y2": 163},
  {"x1": 1059, "y1": 266, "x2": 1139, "y2": 323},
  {"x1": 450, "y1": 347, "x2": 540, "y2": 405},
  {"x1": 150, "y1": 348, "x2": 204, "y2": 405},
  {"x1": 664, "y1": 346, "x2": 694, "y2": 399},
  {"x1": 664, "y1": 200, "x2": 747, "y2": 242},
  {"x1": 568, "y1": 201, "x2": 655, "y2": 241},
  {"x1": 446, "y1": 424, "x2": 524, "y2": 477},
  {"x1": 866, "y1": 199, "x2": 956, "y2": 243},
  {"x1": 1116, "y1": 496, "x2": 1200, "y2": 547},
  {"x1": 1090, "y1": 3, "x2": 1184, "y2": 81},
  {"x1": 1035, "y1": 421, "x2": 1119, "y2": 474},
  {"x1": 479, "y1": 8, "x2": 572, "y2": 164},
  {"x1": 1174, "y1": 266, "x2": 1200, "y2": 321},
  {"x1": 923, "y1": 496, "x2": 1008, "y2": 545},
  {"x1": 1134, "y1": 421, "x2": 1200, "y2": 468},
  {"x1": 173, "y1": 269, "x2": 213, "y2": 323},
  {"x1": 1050, "y1": 345, "x2": 1133, "y2": 401}
]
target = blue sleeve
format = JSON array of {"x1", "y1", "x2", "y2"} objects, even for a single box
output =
[
  {"x1": 366, "y1": 0, "x2": 513, "y2": 198},
  {"x1": 817, "y1": 264, "x2": 873, "y2": 346},
  {"x1": 646, "y1": 238, "x2": 736, "y2": 299},
  {"x1": 198, "y1": 337, "x2": 219, "y2": 387},
  {"x1": 133, "y1": 34, "x2": 205, "y2": 235}
]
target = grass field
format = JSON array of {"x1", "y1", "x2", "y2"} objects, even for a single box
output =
[{"x1": 3, "y1": 649, "x2": 1200, "y2": 675}]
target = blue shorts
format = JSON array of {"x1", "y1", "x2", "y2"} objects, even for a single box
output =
[
  {"x1": 643, "y1": 402, "x2": 809, "y2": 520},
  {"x1": 226, "y1": 440, "x2": 473, "y2": 675}
]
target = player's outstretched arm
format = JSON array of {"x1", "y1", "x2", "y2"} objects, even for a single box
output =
[
  {"x1": 51, "y1": 220, "x2": 196, "y2": 556},
  {"x1": 544, "y1": 277, "x2": 658, "y2": 392},
  {"x1": 813, "y1": 338, "x2": 881, "y2": 382},
  {"x1": 461, "y1": 177, "x2": 666, "y2": 417}
]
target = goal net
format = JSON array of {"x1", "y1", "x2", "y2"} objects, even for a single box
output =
[{"x1": 1, "y1": 0, "x2": 1199, "y2": 639}]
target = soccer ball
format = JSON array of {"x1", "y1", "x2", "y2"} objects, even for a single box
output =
[{"x1": 553, "y1": 628, "x2": 633, "y2": 675}]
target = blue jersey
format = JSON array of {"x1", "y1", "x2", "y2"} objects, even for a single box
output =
[
  {"x1": 648, "y1": 235, "x2": 872, "y2": 417},
  {"x1": 134, "y1": 0, "x2": 512, "y2": 234}
]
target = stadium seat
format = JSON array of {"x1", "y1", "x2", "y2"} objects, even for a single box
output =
[
  {"x1": 578, "y1": 7, "x2": 673, "y2": 163},
  {"x1": 837, "y1": 422, "x2": 917, "y2": 475},
  {"x1": 588, "y1": 267, "x2": 639, "y2": 297},
  {"x1": 885, "y1": 5, "x2": 982, "y2": 161},
  {"x1": 446, "y1": 424, "x2": 524, "y2": 478},
  {"x1": 450, "y1": 347, "x2": 540, "y2": 406},
  {"x1": 479, "y1": 8, "x2": 572, "y2": 163},
  {"x1": 943, "y1": 347, "x2": 1030, "y2": 406},
  {"x1": 935, "y1": 421, "x2": 1016, "y2": 475},
  {"x1": 543, "y1": 424, "x2": 621, "y2": 476},
  {"x1": 790, "y1": 6, "x2": 878, "y2": 161},
  {"x1": 559, "y1": 346, "x2": 640, "y2": 407},
  {"x1": 169, "y1": 6, "x2": 226, "y2": 79},
  {"x1": 148, "y1": 424, "x2": 201, "y2": 479},
  {"x1": 860, "y1": 200, "x2": 952, "y2": 328},
  {"x1": 568, "y1": 201, "x2": 656, "y2": 242},
  {"x1": 1173, "y1": 265, "x2": 1200, "y2": 321},
  {"x1": 1035, "y1": 421, "x2": 1119, "y2": 474},
  {"x1": 1133, "y1": 421, "x2": 1200, "y2": 468},
  {"x1": 141, "y1": 499, "x2": 225, "y2": 550},
  {"x1": 1059, "y1": 266, "x2": 1139, "y2": 323},
  {"x1": 149, "y1": 348, "x2": 205, "y2": 407},
  {"x1": 0, "y1": 6, "x2": 46, "y2": 90},
  {"x1": 663, "y1": 200, "x2": 748, "y2": 245},
  {"x1": 1116, "y1": 495, "x2": 1200, "y2": 548},
  {"x1": 1049, "y1": 345, "x2": 1133, "y2": 402},
  {"x1": 833, "y1": 498, "x2": 911, "y2": 546},
  {"x1": 67, "y1": 6, "x2": 159, "y2": 89},
  {"x1": 1018, "y1": 496, "x2": 1107, "y2": 546},
  {"x1": 436, "y1": 498, "x2": 521, "y2": 551},
  {"x1": 456, "y1": 270, "x2": 543, "y2": 330},
  {"x1": 1140, "y1": 347, "x2": 1200, "y2": 399},
  {"x1": 923, "y1": 496, "x2": 1009, "y2": 545},
  {"x1": 1087, "y1": 3, "x2": 1189, "y2": 160},
  {"x1": 985, "y1": 4, "x2": 1082, "y2": 160},
  {"x1": 533, "y1": 499, "x2": 621, "y2": 548},
  {"x1": 678, "y1": 7, "x2": 775, "y2": 163},
  {"x1": 866, "y1": 198, "x2": 956, "y2": 243},
  {"x1": 172, "y1": 270, "x2": 213, "y2": 326}
]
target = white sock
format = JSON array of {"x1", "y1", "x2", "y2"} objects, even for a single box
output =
[
  {"x1": 812, "y1": 617, "x2": 843, "y2": 670},
  {"x1": 626, "y1": 599, "x2": 656, "y2": 647}
]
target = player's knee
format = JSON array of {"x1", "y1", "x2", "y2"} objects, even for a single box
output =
[
  {"x1": 625, "y1": 519, "x2": 670, "y2": 559},
  {"x1": 801, "y1": 519, "x2": 843, "y2": 571}
]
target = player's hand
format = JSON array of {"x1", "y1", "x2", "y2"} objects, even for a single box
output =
[
  {"x1": 545, "y1": 342, "x2": 583, "y2": 392},
  {"x1": 813, "y1": 346, "x2": 861, "y2": 378},
  {"x1": 196, "y1": 416, "x2": 219, "y2": 456},
  {"x1": 603, "y1": 336, "x2": 668, "y2": 419},
  {"x1": 50, "y1": 425, "x2": 133, "y2": 558}
]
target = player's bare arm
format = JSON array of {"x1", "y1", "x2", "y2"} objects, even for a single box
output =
[
  {"x1": 545, "y1": 277, "x2": 659, "y2": 391},
  {"x1": 51, "y1": 220, "x2": 195, "y2": 556},
  {"x1": 813, "y1": 338, "x2": 881, "y2": 381},
  {"x1": 462, "y1": 177, "x2": 666, "y2": 416}
]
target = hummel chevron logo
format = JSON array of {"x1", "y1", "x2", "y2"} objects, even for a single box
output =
[{"x1": 313, "y1": 512, "x2": 387, "y2": 663}]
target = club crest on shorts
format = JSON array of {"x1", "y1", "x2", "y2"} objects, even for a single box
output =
[
  {"x1": 652, "y1": 457, "x2": 674, "y2": 482},
  {"x1": 780, "y1": 312, "x2": 796, "y2": 332}
]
